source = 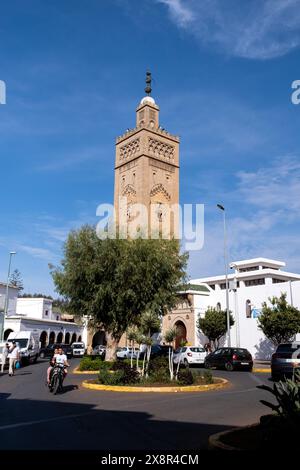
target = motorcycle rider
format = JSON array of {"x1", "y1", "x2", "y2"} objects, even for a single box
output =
[
  {"x1": 53, "y1": 347, "x2": 69, "y2": 380},
  {"x1": 46, "y1": 347, "x2": 59, "y2": 385}
]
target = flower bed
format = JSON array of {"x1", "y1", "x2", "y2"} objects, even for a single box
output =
[{"x1": 79, "y1": 356, "x2": 228, "y2": 392}]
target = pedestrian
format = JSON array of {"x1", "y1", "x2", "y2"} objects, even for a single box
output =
[
  {"x1": 7, "y1": 341, "x2": 20, "y2": 376},
  {"x1": 1, "y1": 342, "x2": 10, "y2": 373}
]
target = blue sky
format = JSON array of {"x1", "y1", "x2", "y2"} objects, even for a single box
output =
[{"x1": 1, "y1": 0, "x2": 300, "y2": 295}]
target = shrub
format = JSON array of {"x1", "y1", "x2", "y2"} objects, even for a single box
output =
[
  {"x1": 148, "y1": 356, "x2": 169, "y2": 375},
  {"x1": 177, "y1": 368, "x2": 195, "y2": 386},
  {"x1": 79, "y1": 356, "x2": 102, "y2": 371},
  {"x1": 202, "y1": 369, "x2": 213, "y2": 384},
  {"x1": 257, "y1": 372, "x2": 300, "y2": 447},
  {"x1": 110, "y1": 361, "x2": 140, "y2": 384},
  {"x1": 98, "y1": 368, "x2": 124, "y2": 385}
]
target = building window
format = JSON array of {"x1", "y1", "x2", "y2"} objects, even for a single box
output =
[
  {"x1": 245, "y1": 278, "x2": 265, "y2": 287},
  {"x1": 246, "y1": 300, "x2": 252, "y2": 318},
  {"x1": 45, "y1": 310, "x2": 48, "y2": 316},
  {"x1": 272, "y1": 278, "x2": 285, "y2": 284},
  {"x1": 210, "y1": 284, "x2": 215, "y2": 290},
  {"x1": 56, "y1": 315, "x2": 59, "y2": 321},
  {"x1": 220, "y1": 283, "x2": 226, "y2": 290},
  {"x1": 239, "y1": 266, "x2": 259, "y2": 272},
  {"x1": 216, "y1": 302, "x2": 221, "y2": 312}
]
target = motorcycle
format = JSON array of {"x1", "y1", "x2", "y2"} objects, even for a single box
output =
[{"x1": 49, "y1": 363, "x2": 65, "y2": 394}]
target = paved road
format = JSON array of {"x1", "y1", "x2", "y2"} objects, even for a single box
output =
[{"x1": 0, "y1": 359, "x2": 273, "y2": 450}]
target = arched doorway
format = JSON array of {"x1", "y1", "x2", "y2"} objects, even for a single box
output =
[
  {"x1": 71, "y1": 333, "x2": 77, "y2": 344},
  {"x1": 56, "y1": 332, "x2": 63, "y2": 343},
  {"x1": 78, "y1": 335, "x2": 82, "y2": 342},
  {"x1": 49, "y1": 332, "x2": 56, "y2": 344},
  {"x1": 4, "y1": 329, "x2": 13, "y2": 340},
  {"x1": 39, "y1": 331, "x2": 48, "y2": 349},
  {"x1": 175, "y1": 321, "x2": 187, "y2": 350},
  {"x1": 92, "y1": 330, "x2": 106, "y2": 348},
  {"x1": 65, "y1": 332, "x2": 70, "y2": 344}
]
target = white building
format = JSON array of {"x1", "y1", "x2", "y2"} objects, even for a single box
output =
[
  {"x1": 16, "y1": 297, "x2": 61, "y2": 322},
  {"x1": 163, "y1": 258, "x2": 300, "y2": 359},
  {"x1": 0, "y1": 282, "x2": 18, "y2": 316},
  {"x1": 3, "y1": 296, "x2": 84, "y2": 348}
]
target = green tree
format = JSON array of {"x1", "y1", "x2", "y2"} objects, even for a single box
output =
[
  {"x1": 139, "y1": 310, "x2": 161, "y2": 377},
  {"x1": 50, "y1": 225, "x2": 188, "y2": 361},
  {"x1": 9, "y1": 269, "x2": 24, "y2": 293},
  {"x1": 258, "y1": 293, "x2": 300, "y2": 346},
  {"x1": 164, "y1": 327, "x2": 177, "y2": 380},
  {"x1": 197, "y1": 307, "x2": 234, "y2": 349}
]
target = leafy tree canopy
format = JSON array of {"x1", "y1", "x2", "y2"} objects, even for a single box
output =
[
  {"x1": 197, "y1": 307, "x2": 234, "y2": 349},
  {"x1": 9, "y1": 269, "x2": 24, "y2": 293},
  {"x1": 258, "y1": 293, "x2": 300, "y2": 345},
  {"x1": 50, "y1": 225, "x2": 188, "y2": 350}
]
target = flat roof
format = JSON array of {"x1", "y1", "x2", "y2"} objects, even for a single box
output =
[
  {"x1": 231, "y1": 258, "x2": 286, "y2": 269},
  {"x1": 192, "y1": 269, "x2": 300, "y2": 284},
  {"x1": 0, "y1": 282, "x2": 19, "y2": 289},
  {"x1": 5, "y1": 315, "x2": 81, "y2": 327}
]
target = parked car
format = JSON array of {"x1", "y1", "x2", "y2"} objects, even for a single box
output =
[
  {"x1": 139, "y1": 344, "x2": 173, "y2": 360},
  {"x1": 91, "y1": 344, "x2": 106, "y2": 359},
  {"x1": 204, "y1": 347, "x2": 253, "y2": 371},
  {"x1": 116, "y1": 347, "x2": 139, "y2": 359},
  {"x1": 39, "y1": 343, "x2": 73, "y2": 359},
  {"x1": 271, "y1": 342, "x2": 300, "y2": 381},
  {"x1": 71, "y1": 342, "x2": 86, "y2": 358},
  {"x1": 173, "y1": 346, "x2": 207, "y2": 367}
]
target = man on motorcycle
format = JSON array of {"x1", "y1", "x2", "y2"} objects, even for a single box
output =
[{"x1": 53, "y1": 347, "x2": 69, "y2": 379}]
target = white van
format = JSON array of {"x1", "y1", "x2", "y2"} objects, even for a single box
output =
[
  {"x1": 7, "y1": 330, "x2": 40, "y2": 365},
  {"x1": 71, "y1": 342, "x2": 85, "y2": 358}
]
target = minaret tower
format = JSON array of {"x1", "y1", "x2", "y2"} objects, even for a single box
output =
[{"x1": 114, "y1": 72, "x2": 180, "y2": 237}]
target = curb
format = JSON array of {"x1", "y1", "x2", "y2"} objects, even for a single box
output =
[
  {"x1": 81, "y1": 377, "x2": 229, "y2": 393},
  {"x1": 253, "y1": 368, "x2": 271, "y2": 373},
  {"x1": 73, "y1": 366, "x2": 98, "y2": 375},
  {"x1": 208, "y1": 423, "x2": 260, "y2": 450}
]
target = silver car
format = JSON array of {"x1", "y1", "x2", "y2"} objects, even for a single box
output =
[{"x1": 116, "y1": 347, "x2": 139, "y2": 359}]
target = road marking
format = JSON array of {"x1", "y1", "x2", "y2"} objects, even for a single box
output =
[{"x1": 0, "y1": 411, "x2": 95, "y2": 432}]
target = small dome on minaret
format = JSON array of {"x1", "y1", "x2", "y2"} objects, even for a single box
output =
[{"x1": 140, "y1": 96, "x2": 156, "y2": 105}]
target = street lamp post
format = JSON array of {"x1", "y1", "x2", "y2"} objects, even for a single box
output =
[
  {"x1": 230, "y1": 263, "x2": 240, "y2": 348},
  {"x1": 0, "y1": 251, "x2": 17, "y2": 341},
  {"x1": 217, "y1": 204, "x2": 231, "y2": 347}
]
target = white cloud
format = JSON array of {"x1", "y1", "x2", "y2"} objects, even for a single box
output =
[
  {"x1": 17, "y1": 244, "x2": 56, "y2": 261},
  {"x1": 187, "y1": 155, "x2": 300, "y2": 278},
  {"x1": 236, "y1": 156, "x2": 300, "y2": 215},
  {"x1": 157, "y1": 0, "x2": 300, "y2": 59}
]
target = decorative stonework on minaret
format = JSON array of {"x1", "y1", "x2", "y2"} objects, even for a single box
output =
[{"x1": 114, "y1": 72, "x2": 180, "y2": 237}]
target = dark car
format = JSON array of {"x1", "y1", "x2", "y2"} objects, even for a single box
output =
[
  {"x1": 39, "y1": 343, "x2": 73, "y2": 359},
  {"x1": 204, "y1": 347, "x2": 253, "y2": 371},
  {"x1": 271, "y1": 342, "x2": 300, "y2": 381},
  {"x1": 139, "y1": 344, "x2": 173, "y2": 360}
]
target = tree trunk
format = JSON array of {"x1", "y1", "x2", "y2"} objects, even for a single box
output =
[{"x1": 105, "y1": 333, "x2": 120, "y2": 361}]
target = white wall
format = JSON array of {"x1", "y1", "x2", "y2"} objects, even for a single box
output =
[
  {"x1": 0, "y1": 284, "x2": 18, "y2": 316},
  {"x1": 16, "y1": 298, "x2": 59, "y2": 320},
  {"x1": 4, "y1": 316, "x2": 83, "y2": 344},
  {"x1": 202, "y1": 280, "x2": 300, "y2": 359}
]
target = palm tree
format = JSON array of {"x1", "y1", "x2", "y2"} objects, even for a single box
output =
[
  {"x1": 127, "y1": 328, "x2": 136, "y2": 369},
  {"x1": 164, "y1": 328, "x2": 177, "y2": 380},
  {"x1": 139, "y1": 310, "x2": 161, "y2": 377}
]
